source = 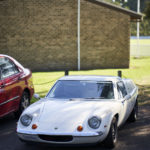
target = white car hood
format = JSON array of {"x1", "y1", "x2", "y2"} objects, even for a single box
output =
[
  {"x1": 18, "y1": 98, "x2": 122, "y2": 135},
  {"x1": 39, "y1": 99, "x2": 110, "y2": 123},
  {"x1": 29, "y1": 99, "x2": 119, "y2": 134}
]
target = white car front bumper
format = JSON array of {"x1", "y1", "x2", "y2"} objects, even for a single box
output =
[{"x1": 18, "y1": 131, "x2": 106, "y2": 145}]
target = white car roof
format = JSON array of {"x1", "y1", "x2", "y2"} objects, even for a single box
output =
[{"x1": 59, "y1": 75, "x2": 121, "y2": 82}]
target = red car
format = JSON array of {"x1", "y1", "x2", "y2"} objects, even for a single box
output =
[{"x1": 0, "y1": 54, "x2": 34, "y2": 118}]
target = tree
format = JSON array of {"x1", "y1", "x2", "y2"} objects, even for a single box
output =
[
  {"x1": 144, "y1": 1, "x2": 150, "y2": 19},
  {"x1": 104, "y1": 0, "x2": 150, "y2": 35},
  {"x1": 105, "y1": 0, "x2": 149, "y2": 12}
]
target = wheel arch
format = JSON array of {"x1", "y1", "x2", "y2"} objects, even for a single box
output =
[
  {"x1": 23, "y1": 88, "x2": 31, "y2": 100},
  {"x1": 103, "y1": 113, "x2": 119, "y2": 148},
  {"x1": 15, "y1": 88, "x2": 31, "y2": 118},
  {"x1": 114, "y1": 113, "x2": 119, "y2": 121},
  {"x1": 105, "y1": 112, "x2": 119, "y2": 130},
  {"x1": 113, "y1": 113, "x2": 119, "y2": 126}
]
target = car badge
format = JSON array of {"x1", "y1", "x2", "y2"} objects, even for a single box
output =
[{"x1": 54, "y1": 127, "x2": 58, "y2": 130}]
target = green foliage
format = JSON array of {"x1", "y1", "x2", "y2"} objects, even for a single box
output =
[
  {"x1": 123, "y1": 0, "x2": 148, "y2": 12},
  {"x1": 105, "y1": 0, "x2": 150, "y2": 13},
  {"x1": 131, "y1": 19, "x2": 150, "y2": 36},
  {"x1": 104, "y1": 0, "x2": 150, "y2": 36},
  {"x1": 144, "y1": 1, "x2": 150, "y2": 19}
]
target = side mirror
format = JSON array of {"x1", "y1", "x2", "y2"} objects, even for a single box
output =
[
  {"x1": 126, "y1": 95, "x2": 131, "y2": 100},
  {"x1": 34, "y1": 94, "x2": 40, "y2": 100},
  {"x1": 0, "y1": 81, "x2": 5, "y2": 89}
]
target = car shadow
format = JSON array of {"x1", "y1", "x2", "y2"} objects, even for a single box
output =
[
  {"x1": 116, "y1": 105, "x2": 150, "y2": 150},
  {"x1": 137, "y1": 84, "x2": 150, "y2": 106}
]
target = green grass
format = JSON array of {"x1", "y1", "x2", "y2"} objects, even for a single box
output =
[
  {"x1": 130, "y1": 39, "x2": 150, "y2": 56},
  {"x1": 32, "y1": 57, "x2": 150, "y2": 105},
  {"x1": 131, "y1": 39, "x2": 150, "y2": 45}
]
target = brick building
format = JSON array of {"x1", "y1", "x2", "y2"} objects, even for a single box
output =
[{"x1": 0, "y1": 0, "x2": 142, "y2": 71}]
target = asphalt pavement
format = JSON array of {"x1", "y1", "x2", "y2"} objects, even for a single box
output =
[{"x1": 0, "y1": 106, "x2": 150, "y2": 150}]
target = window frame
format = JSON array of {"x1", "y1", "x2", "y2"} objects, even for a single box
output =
[{"x1": 46, "y1": 80, "x2": 115, "y2": 100}]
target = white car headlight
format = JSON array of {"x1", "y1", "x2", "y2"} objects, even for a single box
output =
[
  {"x1": 88, "y1": 116, "x2": 101, "y2": 129},
  {"x1": 20, "y1": 114, "x2": 32, "y2": 126}
]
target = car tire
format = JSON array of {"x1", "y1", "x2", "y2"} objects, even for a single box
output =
[
  {"x1": 103, "y1": 117, "x2": 118, "y2": 148},
  {"x1": 14, "y1": 91, "x2": 30, "y2": 118},
  {"x1": 128, "y1": 100, "x2": 138, "y2": 122}
]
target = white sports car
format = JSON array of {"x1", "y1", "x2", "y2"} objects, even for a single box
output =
[{"x1": 17, "y1": 75, "x2": 138, "y2": 148}]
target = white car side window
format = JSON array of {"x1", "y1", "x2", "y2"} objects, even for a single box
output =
[
  {"x1": 117, "y1": 86, "x2": 123, "y2": 99},
  {"x1": 117, "y1": 81, "x2": 127, "y2": 98},
  {"x1": 125, "y1": 80, "x2": 135, "y2": 94}
]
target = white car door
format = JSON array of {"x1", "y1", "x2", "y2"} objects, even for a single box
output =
[
  {"x1": 117, "y1": 81, "x2": 132, "y2": 123},
  {"x1": 123, "y1": 79, "x2": 137, "y2": 111}
]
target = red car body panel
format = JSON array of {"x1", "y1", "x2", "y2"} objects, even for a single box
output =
[{"x1": 0, "y1": 54, "x2": 34, "y2": 118}]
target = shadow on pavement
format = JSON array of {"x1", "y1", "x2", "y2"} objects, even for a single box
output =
[
  {"x1": 116, "y1": 105, "x2": 150, "y2": 150},
  {"x1": 138, "y1": 84, "x2": 150, "y2": 105},
  {"x1": 0, "y1": 106, "x2": 150, "y2": 150}
]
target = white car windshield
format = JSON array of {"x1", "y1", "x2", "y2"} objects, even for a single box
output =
[{"x1": 47, "y1": 80, "x2": 114, "y2": 100}]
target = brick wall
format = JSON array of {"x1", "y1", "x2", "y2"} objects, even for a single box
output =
[
  {"x1": 0, "y1": 0, "x2": 130, "y2": 71},
  {"x1": 0, "y1": 0, "x2": 77, "y2": 71},
  {"x1": 80, "y1": 1, "x2": 130, "y2": 69}
]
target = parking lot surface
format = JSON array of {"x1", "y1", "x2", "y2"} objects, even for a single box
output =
[{"x1": 0, "y1": 106, "x2": 150, "y2": 150}]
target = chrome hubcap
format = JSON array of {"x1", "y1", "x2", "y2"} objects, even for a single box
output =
[
  {"x1": 134, "y1": 104, "x2": 138, "y2": 119},
  {"x1": 112, "y1": 123, "x2": 117, "y2": 142},
  {"x1": 22, "y1": 95, "x2": 29, "y2": 109},
  {"x1": 135, "y1": 111, "x2": 137, "y2": 119}
]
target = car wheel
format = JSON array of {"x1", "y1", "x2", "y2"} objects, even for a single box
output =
[
  {"x1": 14, "y1": 91, "x2": 30, "y2": 118},
  {"x1": 128, "y1": 100, "x2": 138, "y2": 122},
  {"x1": 103, "y1": 117, "x2": 118, "y2": 148}
]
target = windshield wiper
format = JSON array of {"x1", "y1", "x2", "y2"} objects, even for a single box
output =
[
  {"x1": 69, "y1": 98, "x2": 81, "y2": 101},
  {"x1": 84, "y1": 97, "x2": 105, "y2": 99},
  {"x1": 69, "y1": 97, "x2": 105, "y2": 101}
]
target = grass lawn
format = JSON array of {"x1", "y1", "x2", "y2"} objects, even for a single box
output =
[
  {"x1": 130, "y1": 39, "x2": 150, "y2": 57},
  {"x1": 32, "y1": 57, "x2": 150, "y2": 105},
  {"x1": 131, "y1": 39, "x2": 150, "y2": 45}
]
